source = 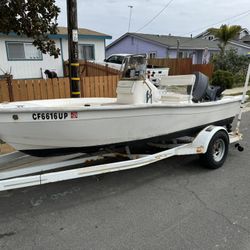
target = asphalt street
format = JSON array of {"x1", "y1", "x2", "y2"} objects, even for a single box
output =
[{"x1": 0, "y1": 111, "x2": 250, "y2": 250}]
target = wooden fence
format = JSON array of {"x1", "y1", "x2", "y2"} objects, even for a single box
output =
[
  {"x1": 64, "y1": 58, "x2": 213, "y2": 78},
  {"x1": 64, "y1": 60, "x2": 120, "y2": 77},
  {"x1": 148, "y1": 58, "x2": 192, "y2": 75},
  {"x1": 0, "y1": 78, "x2": 70, "y2": 102},
  {"x1": 0, "y1": 58, "x2": 214, "y2": 102},
  {"x1": 191, "y1": 64, "x2": 214, "y2": 79},
  {"x1": 148, "y1": 58, "x2": 214, "y2": 79},
  {"x1": 0, "y1": 75, "x2": 120, "y2": 102},
  {"x1": 82, "y1": 75, "x2": 119, "y2": 98}
]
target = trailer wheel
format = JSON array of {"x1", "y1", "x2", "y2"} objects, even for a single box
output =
[{"x1": 200, "y1": 130, "x2": 229, "y2": 169}]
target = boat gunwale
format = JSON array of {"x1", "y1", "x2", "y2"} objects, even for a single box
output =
[{"x1": 0, "y1": 96, "x2": 243, "y2": 113}]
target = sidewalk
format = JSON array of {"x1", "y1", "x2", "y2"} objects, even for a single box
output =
[
  {"x1": 226, "y1": 86, "x2": 250, "y2": 112},
  {"x1": 223, "y1": 86, "x2": 250, "y2": 111},
  {"x1": 224, "y1": 86, "x2": 250, "y2": 95}
]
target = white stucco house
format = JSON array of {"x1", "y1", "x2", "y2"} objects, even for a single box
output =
[{"x1": 0, "y1": 27, "x2": 112, "y2": 79}]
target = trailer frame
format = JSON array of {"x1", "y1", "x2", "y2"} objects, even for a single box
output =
[{"x1": 0, "y1": 125, "x2": 243, "y2": 192}]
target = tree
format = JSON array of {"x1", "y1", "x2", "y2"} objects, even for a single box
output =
[
  {"x1": 0, "y1": 0, "x2": 60, "y2": 58},
  {"x1": 208, "y1": 24, "x2": 242, "y2": 56}
]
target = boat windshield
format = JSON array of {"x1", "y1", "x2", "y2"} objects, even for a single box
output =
[
  {"x1": 121, "y1": 54, "x2": 147, "y2": 80},
  {"x1": 157, "y1": 74, "x2": 197, "y2": 103}
]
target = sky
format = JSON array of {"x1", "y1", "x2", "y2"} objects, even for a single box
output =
[{"x1": 56, "y1": 0, "x2": 250, "y2": 43}]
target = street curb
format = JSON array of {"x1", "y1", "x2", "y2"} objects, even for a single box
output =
[{"x1": 224, "y1": 86, "x2": 250, "y2": 95}]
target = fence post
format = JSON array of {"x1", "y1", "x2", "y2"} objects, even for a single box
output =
[
  {"x1": 6, "y1": 75, "x2": 14, "y2": 102},
  {"x1": 85, "y1": 61, "x2": 89, "y2": 77}
]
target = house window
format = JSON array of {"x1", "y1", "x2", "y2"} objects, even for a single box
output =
[
  {"x1": 178, "y1": 51, "x2": 183, "y2": 58},
  {"x1": 79, "y1": 44, "x2": 95, "y2": 60},
  {"x1": 188, "y1": 52, "x2": 193, "y2": 58},
  {"x1": 6, "y1": 42, "x2": 42, "y2": 60},
  {"x1": 148, "y1": 52, "x2": 157, "y2": 59},
  {"x1": 208, "y1": 35, "x2": 214, "y2": 41},
  {"x1": 183, "y1": 51, "x2": 188, "y2": 58}
]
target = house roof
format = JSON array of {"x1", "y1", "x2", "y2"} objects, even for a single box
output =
[
  {"x1": 228, "y1": 40, "x2": 250, "y2": 49},
  {"x1": 0, "y1": 26, "x2": 112, "y2": 40},
  {"x1": 241, "y1": 35, "x2": 250, "y2": 42},
  {"x1": 107, "y1": 32, "x2": 220, "y2": 51},
  {"x1": 194, "y1": 30, "x2": 210, "y2": 39},
  {"x1": 56, "y1": 27, "x2": 112, "y2": 39},
  {"x1": 194, "y1": 27, "x2": 250, "y2": 39},
  {"x1": 188, "y1": 28, "x2": 250, "y2": 50}
]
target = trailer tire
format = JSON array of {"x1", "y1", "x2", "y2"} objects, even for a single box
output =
[{"x1": 200, "y1": 130, "x2": 229, "y2": 169}]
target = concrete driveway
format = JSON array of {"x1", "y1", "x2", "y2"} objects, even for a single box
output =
[{"x1": 0, "y1": 112, "x2": 250, "y2": 250}]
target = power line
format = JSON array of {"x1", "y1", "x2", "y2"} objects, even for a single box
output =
[
  {"x1": 174, "y1": 9, "x2": 250, "y2": 49},
  {"x1": 175, "y1": 10, "x2": 250, "y2": 54},
  {"x1": 136, "y1": 0, "x2": 175, "y2": 33},
  {"x1": 181, "y1": 9, "x2": 250, "y2": 36},
  {"x1": 228, "y1": 11, "x2": 250, "y2": 25}
]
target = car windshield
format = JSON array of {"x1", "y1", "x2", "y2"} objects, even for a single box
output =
[{"x1": 106, "y1": 55, "x2": 125, "y2": 64}]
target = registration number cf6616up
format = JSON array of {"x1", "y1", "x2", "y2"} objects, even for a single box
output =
[{"x1": 32, "y1": 112, "x2": 69, "y2": 120}]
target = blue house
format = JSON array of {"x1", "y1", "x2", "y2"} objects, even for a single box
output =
[{"x1": 106, "y1": 33, "x2": 220, "y2": 64}]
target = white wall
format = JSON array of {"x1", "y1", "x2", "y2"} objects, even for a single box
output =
[
  {"x1": 226, "y1": 43, "x2": 250, "y2": 55},
  {"x1": 61, "y1": 38, "x2": 105, "y2": 62},
  {"x1": 0, "y1": 35, "x2": 106, "y2": 79},
  {"x1": 0, "y1": 35, "x2": 64, "y2": 79}
]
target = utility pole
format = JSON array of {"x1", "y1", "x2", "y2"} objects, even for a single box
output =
[
  {"x1": 67, "y1": 0, "x2": 81, "y2": 98},
  {"x1": 128, "y1": 5, "x2": 133, "y2": 32}
]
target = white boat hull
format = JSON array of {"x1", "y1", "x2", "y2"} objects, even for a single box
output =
[{"x1": 0, "y1": 96, "x2": 242, "y2": 154}]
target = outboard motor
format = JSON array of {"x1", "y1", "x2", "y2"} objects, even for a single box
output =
[
  {"x1": 187, "y1": 72, "x2": 208, "y2": 102},
  {"x1": 188, "y1": 72, "x2": 225, "y2": 102},
  {"x1": 205, "y1": 85, "x2": 225, "y2": 101}
]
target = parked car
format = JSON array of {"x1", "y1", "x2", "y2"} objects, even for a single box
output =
[{"x1": 103, "y1": 54, "x2": 131, "y2": 70}]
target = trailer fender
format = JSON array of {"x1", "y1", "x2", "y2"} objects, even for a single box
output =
[{"x1": 191, "y1": 126, "x2": 228, "y2": 154}]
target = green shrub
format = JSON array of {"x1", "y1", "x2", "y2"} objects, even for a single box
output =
[
  {"x1": 211, "y1": 48, "x2": 250, "y2": 87},
  {"x1": 233, "y1": 72, "x2": 246, "y2": 87},
  {"x1": 211, "y1": 70, "x2": 234, "y2": 89}
]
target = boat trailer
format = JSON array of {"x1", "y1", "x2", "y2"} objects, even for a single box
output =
[{"x1": 0, "y1": 125, "x2": 244, "y2": 192}]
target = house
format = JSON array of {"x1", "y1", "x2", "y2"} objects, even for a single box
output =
[
  {"x1": 195, "y1": 28, "x2": 250, "y2": 55},
  {"x1": 195, "y1": 28, "x2": 250, "y2": 41},
  {"x1": 241, "y1": 35, "x2": 250, "y2": 45},
  {"x1": 0, "y1": 27, "x2": 112, "y2": 79},
  {"x1": 106, "y1": 33, "x2": 220, "y2": 64}
]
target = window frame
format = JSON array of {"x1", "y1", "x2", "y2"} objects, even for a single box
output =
[
  {"x1": 178, "y1": 51, "x2": 183, "y2": 58},
  {"x1": 207, "y1": 35, "x2": 214, "y2": 41},
  {"x1": 148, "y1": 51, "x2": 157, "y2": 59},
  {"x1": 5, "y1": 41, "x2": 43, "y2": 61},
  {"x1": 78, "y1": 44, "x2": 95, "y2": 60}
]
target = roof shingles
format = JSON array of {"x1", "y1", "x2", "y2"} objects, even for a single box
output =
[
  {"x1": 57, "y1": 26, "x2": 111, "y2": 38},
  {"x1": 129, "y1": 33, "x2": 219, "y2": 50}
]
